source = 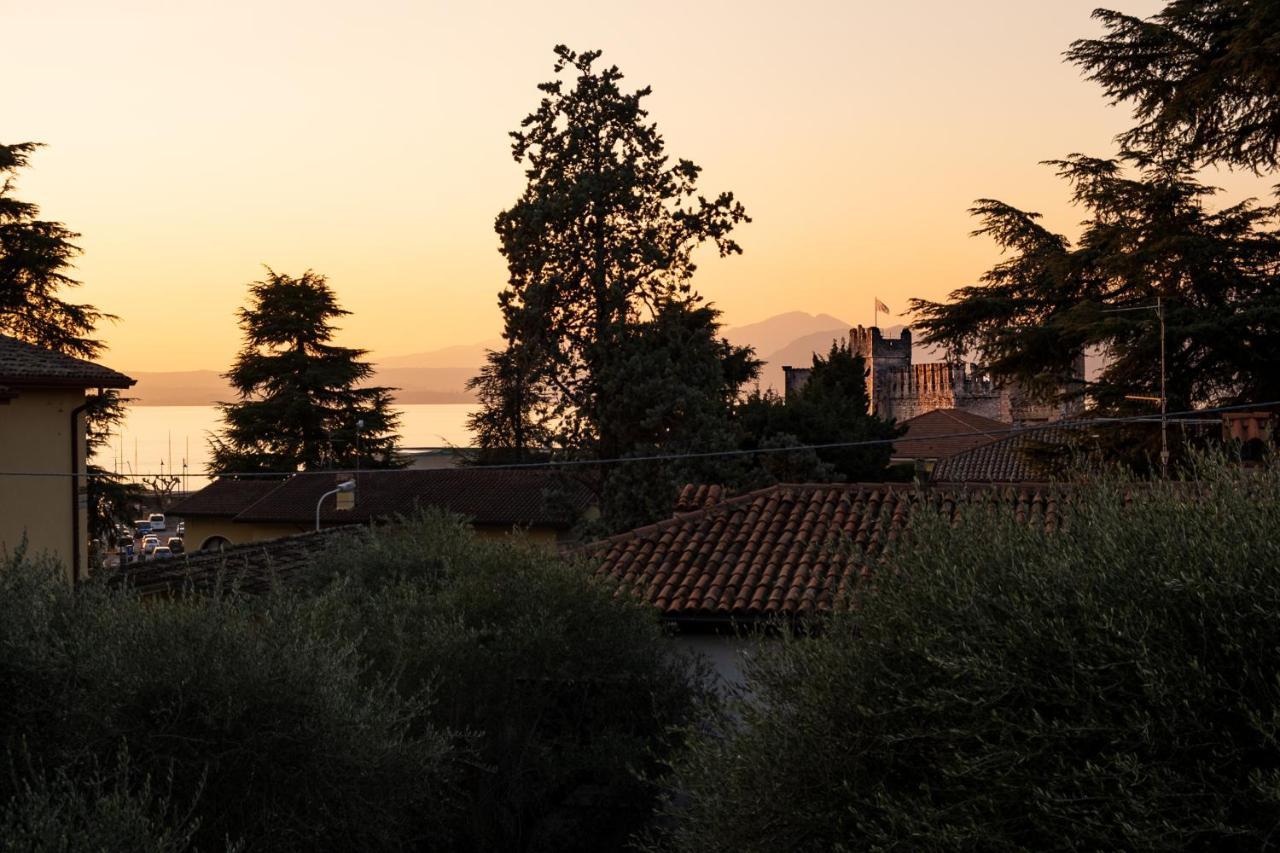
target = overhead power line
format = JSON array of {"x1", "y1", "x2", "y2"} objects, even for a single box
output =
[{"x1": 3, "y1": 399, "x2": 1275, "y2": 480}]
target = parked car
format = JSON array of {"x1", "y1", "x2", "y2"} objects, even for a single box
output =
[
  {"x1": 148, "y1": 513, "x2": 167, "y2": 532},
  {"x1": 166, "y1": 537, "x2": 185, "y2": 555},
  {"x1": 141, "y1": 536, "x2": 160, "y2": 556},
  {"x1": 134, "y1": 520, "x2": 152, "y2": 537},
  {"x1": 151, "y1": 546, "x2": 174, "y2": 560}
]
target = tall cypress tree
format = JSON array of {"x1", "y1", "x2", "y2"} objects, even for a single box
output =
[
  {"x1": 488, "y1": 45, "x2": 750, "y2": 464},
  {"x1": 211, "y1": 269, "x2": 401, "y2": 475},
  {"x1": 0, "y1": 142, "x2": 137, "y2": 541}
]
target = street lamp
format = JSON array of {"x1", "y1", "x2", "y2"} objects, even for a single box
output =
[
  {"x1": 316, "y1": 480, "x2": 356, "y2": 532},
  {"x1": 1104, "y1": 297, "x2": 1168, "y2": 477},
  {"x1": 355, "y1": 418, "x2": 365, "y2": 478}
]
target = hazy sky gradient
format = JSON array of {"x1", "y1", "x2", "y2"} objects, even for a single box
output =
[{"x1": 11, "y1": 0, "x2": 1262, "y2": 371}]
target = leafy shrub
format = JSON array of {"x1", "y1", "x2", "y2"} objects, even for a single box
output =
[
  {"x1": 650, "y1": 458, "x2": 1280, "y2": 851},
  {"x1": 0, "y1": 552, "x2": 452, "y2": 853},
  {"x1": 299, "y1": 511, "x2": 712, "y2": 852},
  {"x1": 0, "y1": 750, "x2": 202, "y2": 853}
]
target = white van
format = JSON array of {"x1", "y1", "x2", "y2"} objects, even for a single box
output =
[{"x1": 148, "y1": 513, "x2": 167, "y2": 531}]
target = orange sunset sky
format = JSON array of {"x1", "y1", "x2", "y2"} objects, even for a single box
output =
[{"x1": 8, "y1": 0, "x2": 1266, "y2": 373}]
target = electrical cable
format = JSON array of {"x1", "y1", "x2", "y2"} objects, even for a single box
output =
[{"x1": 3, "y1": 399, "x2": 1275, "y2": 479}]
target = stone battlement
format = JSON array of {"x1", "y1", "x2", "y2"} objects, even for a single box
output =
[
  {"x1": 851, "y1": 325, "x2": 911, "y2": 361},
  {"x1": 786, "y1": 324, "x2": 1082, "y2": 426},
  {"x1": 882, "y1": 362, "x2": 1000, "y2": 400}
]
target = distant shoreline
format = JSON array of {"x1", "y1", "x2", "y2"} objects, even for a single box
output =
[
  {"x1": 124, "y1": 367, "x2": 479, "y2": 407},
  {"x1": 128, "y1": 392, "x2": 476, "y2": 407}
]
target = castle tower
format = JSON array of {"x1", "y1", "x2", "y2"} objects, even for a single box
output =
[{"x1": 850, "y1": 325, "x2": 912, "y2": 419}]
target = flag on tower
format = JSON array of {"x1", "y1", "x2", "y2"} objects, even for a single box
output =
[{"x1": 875, "y1": 298, "x2": 890, "y2": 314}]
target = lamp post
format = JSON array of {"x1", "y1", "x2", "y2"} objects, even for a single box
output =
[
  {"x1": 1104, "y1": 297, "x2": 1168, "y2": 477},
  {"x1": 355, "y1": 418, "x2": 365, "y2": 479},
  {"x1": 316, "y1": 480, "x2": 356, "y2": 532}
]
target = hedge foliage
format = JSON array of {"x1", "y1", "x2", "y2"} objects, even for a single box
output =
[
  {"x1": 650, "y1": 458, "x2": 1280, "y2": 851},
  {"x1": 0, "y1": 513, "x2": 707, "y2": 852},
  {"x1": 0, "y1": 546, "x2": 450, "y2": 852},
  {"x1": 298, "y1": 512, "x2": 711, "y2": 851}
]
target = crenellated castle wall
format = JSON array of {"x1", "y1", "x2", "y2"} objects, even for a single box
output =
[
  {"x1": 881, "y1": 362, "x2": 1012, "y2": 422},
  {"x1": 784, "y1": 325, "x2": 1082, "y2": 426}
]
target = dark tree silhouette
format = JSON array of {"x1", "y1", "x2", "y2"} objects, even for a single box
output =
[
  {"x1": 909, "y1": 154, "x2": 1280, "y2": 414},
  {"x1": 736, "y1": 340, "x2": 899, "y2": 484},
  {"x1": 1068, "y1": 1, "x2": 1280, "y2": 172},
  {"x1": 211, "y1": 269, "x2": 401, "y2": 475},
  {"x1": 0, "y1": 142, "x2": 137, "y2": 539},
  {"x1": 486, "y1": 45, "x2": 750, "y2": 464},
  {"x1": 589, "y1": 297, "x2": 760, "y2": 531},
  {"x1": 465, "y1": 342, "x2": 552, "y2": 464}
]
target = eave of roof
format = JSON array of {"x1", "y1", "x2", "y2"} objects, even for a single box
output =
[{"x1": 0, "y1": 334, "x2": 135, "y2": 389}]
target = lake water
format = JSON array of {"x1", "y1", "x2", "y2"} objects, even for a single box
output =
[{"x1": 93, "y1": 403, "x2": 476, "y2": 490}]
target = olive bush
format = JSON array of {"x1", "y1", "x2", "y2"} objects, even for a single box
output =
[
  {"x1": 298, "y1": 511, "x2": 713, "y2": 852},
  {"x1": 0, "y1": 551, "x2": 452, "y2": 853},
  {"x1": 651, "y1": 457, "x2": 1280, "y2": 851}
]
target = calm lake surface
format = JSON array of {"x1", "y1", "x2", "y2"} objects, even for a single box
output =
[{"x1": 93, "y1": 404, "x2": 476, "y2": 491}]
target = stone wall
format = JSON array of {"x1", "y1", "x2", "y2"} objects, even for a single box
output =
[
  {"x1": 783, "y1": 325, "x2": 1082, "y2": 427},
  {"x1": 877, "y1": 362, "x2": 1012, "y2": 422}
]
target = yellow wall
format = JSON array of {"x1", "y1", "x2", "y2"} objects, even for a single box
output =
[
  {"x1": 185, "y1": 515, "x2": 564, "y2": 552},
  {"x1": 472, "y1": 524, "x2": 562, "y2": 550},
  {"x1": 184, "y1": 516, "x2": 311, "y2": 551},
  {"x1": 0, "y1": 387, "x2": 87, "y2": 583}
]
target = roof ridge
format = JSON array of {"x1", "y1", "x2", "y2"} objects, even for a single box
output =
[
  {"x1": 232, "y1": 477, "x2": 295, "y2": 521},
  {"x1": 938, "y1": 408, "x2": 1006, "y2": 436},
  {"x1": 580, "y1": 481, "x2": 982, "y2": 552}
]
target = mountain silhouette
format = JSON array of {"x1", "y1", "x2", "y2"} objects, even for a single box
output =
[{"x1": 125, "y1": 314, "x2": 946, "y2": 405}]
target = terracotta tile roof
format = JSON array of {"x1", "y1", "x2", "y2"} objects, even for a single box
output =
[
  {"x1": 931, "y1": 426, "x2": 1084, "y2": 483},
  {"x1": 175, "y1": 468, "x2": 593, "y2": 529},
  {"x1": 167, "y1": 479, "x2": 280, "y2": 517},
  {"x1": 0, "y1": 333, "x2": 134, "y2": 389},
  {"x1": 892, "y1": 408, "x2": 1012, "y2": 460},
  {"x1": 674, "y1": 483, "x2": 730, "y2": 514},
  {"x1": 585, "y1": 482, "x2": 1065, "y2": 622},
  {"x1": 111, "y1": 527, "x2": 358, "y2": 597}
]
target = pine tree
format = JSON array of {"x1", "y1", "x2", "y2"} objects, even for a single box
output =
[
  {"x1": 1067, "y1": 0, "x2": 1280, "y2": 172},
  {"x1": 590, "y1": 297, "x2": 760, "y2": 530},
  {"x1": 211, "y1": 269, "x2": 401, "y2": 474},
  {"x1": 465, "y1": 342, "x2": 553, "y2": 465},
  {"x1": 0, "y1": 142, "x2": 137, "y2": 540},
  {"x1": 735, "y1": 341, "x2": 899, "y2": 484},
  {"x1": 489, "y1": 45, "x2": 750, "y2": 462},
  {"x1": 909, "y1": 153, "x2": 1280, "y2": 414}
]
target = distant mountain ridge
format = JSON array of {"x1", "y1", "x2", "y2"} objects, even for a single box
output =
[
  {"x1": 375, "y1": 339, "x2": 505, "y2": 369},
  {"x1": 722, "y1": 311, "x2": 851, "y2": 359},
  {"x1": 126, "y1": 368, "x2": 476, "y2": 406},
  {"x1": 126, "y1": 313, "x2": 943, "y2": 405}
]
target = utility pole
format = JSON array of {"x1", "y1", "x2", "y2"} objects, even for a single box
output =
[
  {"x1": 1158, "y1": 297, "x2": 1168, "y2": 477},
  {"x1": 355, "y1": 419, "x2": 365, "y2": 481},
  {"x1": 1107, "y1": 299, "x2": 1169, "y2": 477}
]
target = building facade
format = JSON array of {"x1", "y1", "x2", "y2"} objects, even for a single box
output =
[
  {"x1": 783, "y1": 325, "x2": 1083, "y2": 425},
  {"x1": 169, "y1": 468, "x2": 597, "y2": 551},
  {"x1": 0, "y1": 334, "x2": 135, "y2": 583}
]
